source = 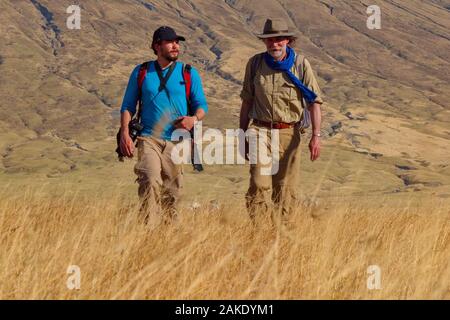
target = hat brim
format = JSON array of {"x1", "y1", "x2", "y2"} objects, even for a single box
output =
[{"x1": 257, "y1": 32, "x2": 296, "y2": 39}]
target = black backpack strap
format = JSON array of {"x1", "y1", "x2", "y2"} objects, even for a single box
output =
[
  {"x1": 154, "y1": 61, "x2": 176, "y2": 101},
  {"x1": 295, "y1": 53, "x2": 306, "y2": 81}
]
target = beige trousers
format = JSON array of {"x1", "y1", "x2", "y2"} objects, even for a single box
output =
[
  {"x1": 245, "y1": 123, "x2": 302, "y2": 217},
  {"x1": 134, "y1": 136, "x2": 183, "y2": 219}
]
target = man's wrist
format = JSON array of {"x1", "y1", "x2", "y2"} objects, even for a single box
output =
[{"x1": 312, "y1": 133, "x2": 321, "y2": 137}]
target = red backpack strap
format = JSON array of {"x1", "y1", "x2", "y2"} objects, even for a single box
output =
[
  {"x1": 138, "y1": 61, "x2": 149, "y2": 93},
  {"x1": 183, "y1": 64, "x2": 193, "y2": 115},
  {"x1": 136, "y1": 61, "x2": 149, "y2": 120}
]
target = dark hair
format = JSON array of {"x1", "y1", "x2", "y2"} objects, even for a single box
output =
[
  {"x1": 287, "y1": 36, "x2": 297, "y2": 48},
  {"x1": 151, "y1": 40, "x2": 161, "y2": 55}
]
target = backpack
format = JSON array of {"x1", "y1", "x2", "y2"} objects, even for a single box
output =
[
  {"x1": 136, "y1": 61, "x2": 193, "y2": 121},
  {"x1": 116, "y1": 62, "x2": 199, "y2": 160},
  {"x1": 136, "y1": 61, "x2": 204, "y2": 172},
  {"x1": 249, "y1": 53, "x2": 311, "y2": 132}
]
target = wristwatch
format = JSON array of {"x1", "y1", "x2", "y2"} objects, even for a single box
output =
[{"x1": 313, "y1": 133, "x2": 321, "y2": 137}]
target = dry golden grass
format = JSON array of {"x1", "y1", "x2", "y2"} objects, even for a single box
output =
[{"x1": 0, "y1": 187, "x2": 449, "y2": 300}]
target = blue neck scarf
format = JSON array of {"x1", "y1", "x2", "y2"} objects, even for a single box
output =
[{"x1": 263, "y1": 46, "x2": 317, "y2": 104}]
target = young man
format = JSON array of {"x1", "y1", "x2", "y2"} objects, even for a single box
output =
[
  {"x1": 120, "y1": 26, "x2": 208, "y2": 221},
  {"x1": 240, "y1": 18, "x2": 323, "y2": 218}
]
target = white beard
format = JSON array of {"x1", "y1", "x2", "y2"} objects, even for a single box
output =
[{"x1": 268, "y1": 45, "x2": 287, "y2": 59}]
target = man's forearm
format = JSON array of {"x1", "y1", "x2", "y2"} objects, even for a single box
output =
[
  {"x1": 120, "y1": 110, "x2": 132, "y2": 133},
  {"x1": 240, "y1": 100, "x2": 252, "y2": 130},
  {"x1": 194, "y1": 108, "x2": 206, "y2": 121},
  {"x1": 308, "y1": 103, "x2": 322, "y2": 135}
]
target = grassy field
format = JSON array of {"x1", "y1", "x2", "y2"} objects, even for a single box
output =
[
  {"x1": 0, "y1": 0, "x2": 449, "y2": 300},
  {"x1": 0, "y1": 187, "x2": 448, "y2": 299}
]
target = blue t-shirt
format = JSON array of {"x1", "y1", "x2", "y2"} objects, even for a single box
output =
[{"x1": 120, "y1": 61, "x2": 208, "y2": 140}]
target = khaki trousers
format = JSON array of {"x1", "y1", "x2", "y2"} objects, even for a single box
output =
[
  {"x1": 246, "y1": 123, "x2": 302, "y2": 217},
  {"x1": 134, "y1": 136, "x2": 183, "y2": 219}
]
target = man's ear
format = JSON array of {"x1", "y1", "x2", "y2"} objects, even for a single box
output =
[{"x1": 152, "y1": 41, "x2": 161, "y2": 55}]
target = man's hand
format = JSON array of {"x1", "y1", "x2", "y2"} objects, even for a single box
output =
[
  {"x1": 238, "y1": 136, "x2": 250, "y2": 161},
  {"x1": 174, "y1": 116, "x2": 196, "y2": 131},
  {"x1": 120, "y1": 130, "x2": 135, "y2": 158},
  {"x1": 309, "y1": 135, "x2": 321, "y2": 161}
]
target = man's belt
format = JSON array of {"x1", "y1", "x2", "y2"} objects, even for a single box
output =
[{"x1": 252, "y1": 119, "x2": 297, "y2": 129}]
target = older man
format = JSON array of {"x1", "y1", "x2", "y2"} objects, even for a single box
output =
[{"x1": 240, "y1": 18, "x2": 323, "y2": 218}]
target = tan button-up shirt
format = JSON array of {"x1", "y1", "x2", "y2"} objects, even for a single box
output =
[{"x1": 240, "y1": 52, "x2": 323, "y2": 123}]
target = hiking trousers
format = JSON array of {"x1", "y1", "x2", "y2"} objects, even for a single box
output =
[
  {"x1": 134, "y1": 136, "x2": 183, "y2": 219},
  {"x1": 245, "y1": 123, "x2": 302, "y2": 217}
]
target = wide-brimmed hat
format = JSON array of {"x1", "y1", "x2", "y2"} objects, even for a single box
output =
[{"x1": 257, "y1": 18, "x2": 296, "y2": 39}]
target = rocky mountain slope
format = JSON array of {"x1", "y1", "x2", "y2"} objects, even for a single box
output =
[{"x1": 0, "y1": 0, "x2": 449, "y2": 201}]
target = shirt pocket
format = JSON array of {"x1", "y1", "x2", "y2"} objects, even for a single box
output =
[{"x1": 280, "y1": 81, "x2": 299, "y2": 102}]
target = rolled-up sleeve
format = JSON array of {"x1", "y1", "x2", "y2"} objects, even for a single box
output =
[
  {"x1": 303, "y1": 58, "x2": 323, "y2": 104},
  {"x1": 120, "y1": 65, "x2": 140, "y2": 116},
  {"x1": 240, "y1": 57, "x2": 254, "y2": 102}
]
